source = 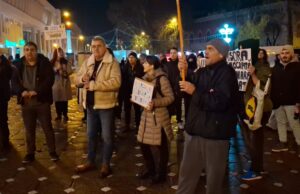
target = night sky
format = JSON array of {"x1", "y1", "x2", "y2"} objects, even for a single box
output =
[
  {"x1": 48, "y1": 0, "x2": 266, "y2": 36},
  {"x1": 48, "y1": 0, "x2": 204, "y2": 35}
]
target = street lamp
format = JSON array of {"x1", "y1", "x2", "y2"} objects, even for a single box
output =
[
  {"x1": 63, "y1": 11, "x2": 70, "y2": 18},
  {"x1": 79, "y1": 35, "x2": 84, "y2": 41},
  {"x1": 171, "y1": 17, "x2": 177, "y2": 24},
  {"x1": 61, "y1": 11, "x2": 73, "y2": 54},
  {"x1": 65, "y1": 21, "x2": 72, "y2": 28},
  {"x1": 141, "y1": 31, "x2": 145, "y2": 36},
  {"x1": 52, "y1": 43, "x2": 58, "y2": 48},
  {"x1": 78, "y1": 35, "x2": 85, "y2": 52},
  {"x1": 65, "y1": 20, "x2": 72, "y2": 54},
  {"x1": 85, "y1": 43, "x2": 90, "y2": 52}
]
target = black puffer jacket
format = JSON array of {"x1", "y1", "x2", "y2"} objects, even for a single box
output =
[
  {"x1": 185, "y1": 60, "x2": 239, "y2": 140},
  {"x1": 123, "y1": 61, "x2": 144, "y2": 98},
  {"x1": 0, "y1": 55, "x2": 12, "y2": 102},
  {"x1": 165, "y1": 59, "x2": 182, "y2": 97},
  {"x1": 271, "y1": 61, "x2": 300, "y2": 109},
  {"x1": 13, "y1": 54, "x2": 55, "y2": 105}
]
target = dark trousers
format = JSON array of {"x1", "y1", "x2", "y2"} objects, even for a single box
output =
[
  {"x1": 184, "y1": 96, "x2": 191, "y2": 121},
  {"x1": 124, "y1": 97, "x2": 141, "y2": 128},
  {"x1": 241, "y1": 112, "x2": 271, "y2": 173},
  {"x1": 0, "y1": 101, "x2": 9, "y2": 149},
  {"x1": 115, "y1": 92, "x2": 124, "y2": 119},
  {"x1": 171, "y1": 96, "x2": 182, "y2": 123},
  {"x1": 55, "y1": 101, "x2": 68, "y2": 117},
  {"x1": 22, "y1": 103, "x2": 56, "y2": 155},
  {"x1": 140, "y1": 129, "x2": 169, "y2": 178}
]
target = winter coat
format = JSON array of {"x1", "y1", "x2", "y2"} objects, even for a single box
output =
[
  {"x1": 123, "y1": 61, "x2": 144, "y2": 99},
  {"x1": 76, "y1": 50, "x2": 121, "y2": 109},
  {"x1": 137, "y1": 68, "x2": 174, "y2": 145},
  {"x1": 13, "y1": 54, "x2": 54, "y2": 105},
  {"x1": 165, "y1": 59, "x2": 181, "y2": 97},
  {"x1": 52, "y1": 58, "x2": 73, "y2": 102},
  {"x1": 271, "y1": 61, "x2": 300, "y2": 109},
  {"x1": 0, "y1": 55, "x2": 12, "y2": 102},
  {"x1": 185, "y1": 60, "x2": 239, "y2": 140}
]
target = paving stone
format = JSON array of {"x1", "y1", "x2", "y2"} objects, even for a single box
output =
[
  {"x1": 240, "y1": 184, "x2": 249, "y2": 189},
  {"x1": 101, "y1": 187, "x2": 111, "y2": 192},
  {"x1": 1, "y1": 97, "x2": 299, "y2": 193},
  {"x1": 28, "y1": 190, "x2": 38, "y2": 194},
  {"x1": 64, "y1": 188, "x2": 75, "y2": 193},
  {"x1": 136, "y1": 186, "x2": 147, "y2": 191}
]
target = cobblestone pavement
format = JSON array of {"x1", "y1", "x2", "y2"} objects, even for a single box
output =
[{"x1": 0, "y1": 97, "x2": 299, "y2": 194}]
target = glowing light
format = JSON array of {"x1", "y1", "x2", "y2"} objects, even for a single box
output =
[
  {"x1": 5, "y1": 39, "x2": 26, "y2": 47},
  {"x1": 66, "y1": 21, "x2": 72, "y2": 27},
  {"x1": 79, "y1": 35, "x2": 84, "y2": 41},
  {"x1": 66, "y1": 30, "x2": 72, "y2": 53},
  {"x1": 52, "y1": 43, "x2": 58, "y2": 48},
  {"x1": 171, "y1": 17, "x2": 177, "y2": 24},
  {"x1": 219, "y1": 24, "x2": 234, "y2": 43},
  {"x1": 63, "y1": 11, "x2": 70, "y2": 18}
]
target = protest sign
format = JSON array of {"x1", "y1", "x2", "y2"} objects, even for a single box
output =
[
  {"x1": 227, "y1": 49, "x2": 251, "y2": 91},
  {"x1": 44, "y1": 24, "x2": 66, "y2": 40},
  {"x1": 131, "y1": 78, "x2": 154, "y2": 108}
]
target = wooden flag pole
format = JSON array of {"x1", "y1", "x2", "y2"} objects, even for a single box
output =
[{"x1": 176, "y1": 0, "x2": 185, "y2": 81}]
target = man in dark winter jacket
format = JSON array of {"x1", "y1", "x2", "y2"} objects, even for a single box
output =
[
  {"x1": 0, "y1": 55, "x2": 13, "y2": 154},
  {"x1": 177, "y1": 39, "x2": 239, "y2": 194},
  {"x1": 270, "y1": 45, "x2": 300, "y2": 155},
  {"x1": 164, "y1": 47, "x2": 184, "y2": 130},
  {"x1": 123, "y1": 52, "x2": 144, "y2": 131},
  {"x1": 12, "y1": 42, "x2": 58, "y2": 163}
]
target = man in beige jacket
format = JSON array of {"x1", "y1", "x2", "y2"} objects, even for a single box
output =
[{"x1": 75, "y1": 36, "x2": 121, "y2": 178}]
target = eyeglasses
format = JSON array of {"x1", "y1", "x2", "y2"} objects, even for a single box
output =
[
  {"x1": 24, "y1": 48, "x2": 36, "y2": 52},
  {"x1": 91, "y1": 45, "x2": 103, "y2": 49}
]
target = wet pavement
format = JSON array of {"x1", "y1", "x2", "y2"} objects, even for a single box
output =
[{"x1": 0, "y1": 97, "x2": 300, "y2": 194}]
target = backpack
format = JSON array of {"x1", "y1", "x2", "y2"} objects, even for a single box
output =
[{"x1": 154, "y1": 75, "x2": 175, "y2": 114}]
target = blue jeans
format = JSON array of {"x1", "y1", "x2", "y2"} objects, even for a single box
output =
[{"x1": 87, "y1": 108, "x2": 114, "y2": 165}]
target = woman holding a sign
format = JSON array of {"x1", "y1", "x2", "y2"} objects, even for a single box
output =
[
  {"x1": 242, "y1": 49, "x2": 272, "y2": 181},
  {"x1": 136, "y1": 55, "x2": 174, "y2": 184}
]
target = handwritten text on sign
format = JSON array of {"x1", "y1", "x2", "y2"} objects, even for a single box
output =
[
  {"x1": 227, "y1": 49, "x2": 251, "y2": 91},
  {"x1": 131, "y1": 78, "x2": 154, "y2": 108}
]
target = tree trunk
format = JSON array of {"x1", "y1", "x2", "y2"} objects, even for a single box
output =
[{"x1": 286, "y1": 0, "x2": 293, "y2": 44}]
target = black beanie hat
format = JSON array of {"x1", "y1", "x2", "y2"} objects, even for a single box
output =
[{"x1": 128, "y1": 52, "x2": 137, "y2": 59}]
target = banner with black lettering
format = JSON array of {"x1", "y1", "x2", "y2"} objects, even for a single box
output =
[{"x1": 227, "y1": 49, "x2": 251, "y2": 91}]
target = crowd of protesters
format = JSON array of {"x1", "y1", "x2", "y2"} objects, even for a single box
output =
[{"x1": 0, "y1": 36, "x2": 300, "y2": 194}]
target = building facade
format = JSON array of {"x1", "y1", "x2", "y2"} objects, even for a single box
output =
[
  {"x1": 0, "y1": 0, "x2": 83, "y2": 58},
  {"x1": 0, "y1": 0, "x2": 63, "y2": 57},
  {"x1": 190, "y1": 0, "x2": 300, "y2": 51}
]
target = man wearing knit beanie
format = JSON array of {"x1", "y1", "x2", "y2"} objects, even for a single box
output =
[
  {"x1": 280, "y1": 45, "x2": 295, "y2": 65},
  {"x1": 128, "y1": 51, "x2": 138, "y2": 59},
  {"x1": 208, "y1": 39, "x2": 230, "y2": 56},
  {"x1": 270, "y1": 44, "x2": 300, "y2": 156},
  {"x1": 122, "y1": 51, "x2": 144, "y2": 132},
  {"x1": 205, "y1": 39, "x2": 230, "y2": 65},
  {"x1": 176, "y1": 39, "x2": 239, "y2": 194}
]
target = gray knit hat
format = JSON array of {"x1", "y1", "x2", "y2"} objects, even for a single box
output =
[{"x1": 207, "y1": 39, "x2": 230, "y2": 58}]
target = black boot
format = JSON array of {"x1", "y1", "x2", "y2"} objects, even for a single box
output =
[
  {"x1": 140, "y1": 144, "x2": 156, "y2": 180},
  {"x1": 151, "y1": 174, "x2": 166, "y2": 184},
  {"x1": 138, "y1": 170, "x2": 155, "y2": 180}
]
